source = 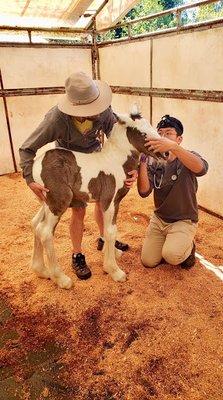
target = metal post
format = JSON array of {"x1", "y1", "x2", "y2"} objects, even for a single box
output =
[
  {"x1": 127, "y1": 24, "x2": 131, "y2": 39},
  {"x1": 91, "y1": 18, "x2": 100, "y2": 79},
  {"x1": 176, "y1": 10, "x2": 181, "y2": 29},
  {"x1": 27, "y1": 29, "x2": 32, "y2": 43},
  {"x1": 91, "y1": 31, "x2": 97, "y2": 78},
  {"x1": 150, "y1": 39, "x2": 153, "y2": 125},
  {"x1": 0, "y1": 69, "x2": 17, "y2": 172}
]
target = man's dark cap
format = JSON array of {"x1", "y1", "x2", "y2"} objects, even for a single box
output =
[{"x1": 157, "y1": 115, "x2": 184, "y2": 136}]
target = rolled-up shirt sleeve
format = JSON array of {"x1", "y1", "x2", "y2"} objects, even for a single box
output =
[{"x1": 190, "y1": 151, "x2": 209, "y2": 177}]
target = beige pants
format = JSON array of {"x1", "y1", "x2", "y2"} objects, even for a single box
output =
[{"x1": 141, "y1": 213, "x2": 197, "y2": 268}]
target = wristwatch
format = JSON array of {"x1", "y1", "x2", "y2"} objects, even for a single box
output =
[{"x1": 140, "y1": 153, "x2": 148, "y2": 163}]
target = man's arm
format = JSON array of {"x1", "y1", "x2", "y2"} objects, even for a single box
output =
[
  {"x1": 19, "y1": 107, "x2": 64, "y2": 185},
  {"x1": 137, "y1": 157, "x2": 153, "y2": 197},
  {"x1": 171, "y1": 146, "x2": 205, "y2": 174},
  {"x1": 146, "y1": 138, "x2": 206, "y2": 174}
]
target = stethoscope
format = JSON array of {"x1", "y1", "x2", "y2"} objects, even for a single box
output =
[{"x1": 153, "y1": 165, "x2": 182, "y2": 189}]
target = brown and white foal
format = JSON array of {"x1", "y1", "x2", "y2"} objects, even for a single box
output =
[{"x1": 31, "y1": 110, "x2": 165, "y2": 289}]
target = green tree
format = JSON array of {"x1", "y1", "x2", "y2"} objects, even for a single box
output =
[
  {"x1": 157, "y1": 0, "x2": 184, "y2": 27},
  {"x1": 113, "y1": 0, "x2": 185, "y2": 39},
  {"x1": 100, "y1": 0, "x2": 223, "y2": 41},
  {"x1": 196, "y1": 1, "x2": 223, "y2": 22},
  {"x1": 113, "y1": 0, "x2": 161, "y2": 38}
]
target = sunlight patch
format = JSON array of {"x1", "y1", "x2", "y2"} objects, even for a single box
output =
[{"x1": 196, "y1": 252, "x2": 223, "y2": 281}]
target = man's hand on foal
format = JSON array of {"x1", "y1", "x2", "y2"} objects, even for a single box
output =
[
  {"x1": 28, "y1": 182, "x2": 49, "y2": 202},
  {"x1": 145, "y1": 137, "x2": 177, "y2": 153},
  {"x1": 125, "y1": 170, "x2": 138, "y2": 189}
]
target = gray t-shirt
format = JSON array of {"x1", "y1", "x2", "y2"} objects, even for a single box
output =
[{"x1": 147, "y1": 152, "x2": 208, "y2": 223}]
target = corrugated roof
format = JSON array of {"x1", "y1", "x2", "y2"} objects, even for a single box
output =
[
  {"x1": 96, "y1": 0, "x2": 138, "y2": 30},
  {"x1": 0, "y1": 0, "x2": 106, "y2": 29}
]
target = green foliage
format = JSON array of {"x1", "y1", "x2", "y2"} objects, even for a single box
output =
[
  {"x1": 157, "y1": 0, "x2": 184, "y2": 27},
  {"x1": 98, "y1": 0, "x2": 223, "y2": 41},
  {"x1": 115, "y1": 0, "x2": 163, "y2": 38},
  {"x1": 158, "y1": 0, "x2": 182, "y2": 8},
  {"x1": 100, "y1": 0, "x2": 184, "y2": 40},
  {"x1": 197, "y1": 1, "x2": 223, "y2": 22}
]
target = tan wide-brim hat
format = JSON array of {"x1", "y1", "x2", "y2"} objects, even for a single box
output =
[{"x1": 58, "y1": 71, "x2": 112, "y2": 117}]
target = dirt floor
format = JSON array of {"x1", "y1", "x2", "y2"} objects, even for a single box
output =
[{"x1": 0, "y1": 173, "x2": 223, "y2": 400}]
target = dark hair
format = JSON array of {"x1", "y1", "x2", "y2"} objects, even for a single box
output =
[{"x1": 156, "y1": 115, "x2": 184, "y2": 136}]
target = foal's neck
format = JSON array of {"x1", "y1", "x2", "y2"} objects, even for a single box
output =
[{"x1": 102, "y1": 123, "x2": 134, "y2": 158}]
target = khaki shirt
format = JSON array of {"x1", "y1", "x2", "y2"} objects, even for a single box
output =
[{"x1": 19, "y1": 106, "x2": 116, "y2": 184}]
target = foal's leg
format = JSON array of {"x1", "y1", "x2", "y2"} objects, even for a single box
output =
[
  {"x1": 31, "y1": 205, "x2": 50, "y2": 279},
  {"x1": 103, "y1": 204, "x2": 126, "y2": 282},
  {"x1": 36, "y1": 206, "x2": 72, "y2": 289},
  {"x1": 113, "y1": 188, "x2": 129, "y2": 260},
  {"x1": 115, "y1": 244, "x2": 123, "y2": 260}
]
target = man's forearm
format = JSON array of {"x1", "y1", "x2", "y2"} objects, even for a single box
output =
[
  {"x1": 19, "y1": 148, "x2": 35, "y2": 184},
  {"x1": 171, "y1": 145, "x2": 204, "y2": 173},
  {"x1": 137, "y1": 163, "x2": 152, "y2": 197},
  {"x1": 19, "y1": 106, "x2": 61, "y2": 184}
]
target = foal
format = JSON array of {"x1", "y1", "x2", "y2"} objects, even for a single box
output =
[{"x1": 31, "y1": 110, "x2": 165, "y2": 289}]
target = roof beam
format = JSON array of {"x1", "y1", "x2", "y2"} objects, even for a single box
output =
[
  {"x1": 85, "y1": 0, "x2": 110, "y2": 29},
  {"x1": 0, "y1": 25, "x2": 90, "y2": 34},
  {"x1": 21, "y1": 0, "x2": 32, "y2": 17}
]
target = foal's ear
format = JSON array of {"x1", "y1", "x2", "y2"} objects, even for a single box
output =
[
  {"x1": 130, "y1": 112, "x2": 142, "y2": 121},
  {"x1": 130, "y1": 103, "x2": 142, "y2": 121}
]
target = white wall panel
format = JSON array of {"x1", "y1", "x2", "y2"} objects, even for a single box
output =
[
  {"x1": 7, "y1": 94, "x2": 64, "y2": 170},
  {"x1": 0, "y1": 47, "x2": 92, "y2": 88},
  {"x1": 99, "y1": 41, "x2": 151, "y2": 87},
  {"x1": 0, "y1": 99, "x2": 14, "y2": 174},
  {"x1": 153, "y1": 27, "x2": 223, "y2": 90},
  {"x1": 152, "y1": 97, "x2": 223, "y2": 216}
]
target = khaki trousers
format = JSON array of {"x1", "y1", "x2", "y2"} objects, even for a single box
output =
[{"x1": 141, "y1": 213, "x2": 197, "y2": 268}]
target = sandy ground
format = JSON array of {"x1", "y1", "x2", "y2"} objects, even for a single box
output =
[{"x1": 0, "y1": 173, "x2": 222, "y2": 400}]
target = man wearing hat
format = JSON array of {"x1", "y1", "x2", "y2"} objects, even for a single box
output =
[
  {"x1": 137, "y1": 115, "x2": 208, "y2": 270},
  {"x1": 19, "y1": 72, "x2": 137, "y2": 280}
]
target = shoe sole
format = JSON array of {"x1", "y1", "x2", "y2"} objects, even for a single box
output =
[
  {"x1": 181, "y1": 263, "x2": 195, "y2": 270},
  {"x1": 71, "y1": 263, "x2": 92, "y2": 280},
  {"x1": 76, "y1": 272, "x2": 92, "y2": 280}
]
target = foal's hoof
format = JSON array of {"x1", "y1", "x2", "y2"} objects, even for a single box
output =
[
  {"x1": 38, "y1": 271, "x2": 51, "y2": 279},
  {"x1": 57, "y1": 275, "x2": 73, "y2": 289},
  {"x1": 32, "y1": 265, "x2": 50, "y2": 279},
  {"x1": 111, "y1": 269, "x2": 127, "y2": 282}
]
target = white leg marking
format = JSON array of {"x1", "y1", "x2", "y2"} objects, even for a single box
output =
[
  {"x1": 103, "y1": 205, "x2": 126, "y2": 282},
  {"x1": 31, "y1": 205, "x2": 50, "y2": 279},
  {"x1": 115, "y1": 248, "x2": 123, "y2": 260},
  {"x1": 102, "y1": 236, "x2": 123, "y2": 259},
  {"x1": 36, "y1": 206, "x2": 72, "y2": 289}
]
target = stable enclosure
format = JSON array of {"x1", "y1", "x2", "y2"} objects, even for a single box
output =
[
  {"x1": 0, "y1": 1, "x2": 223, "y2": 399},
  {"x1": 1, "y1": 6, "x2": 223, "y2": 216}
]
